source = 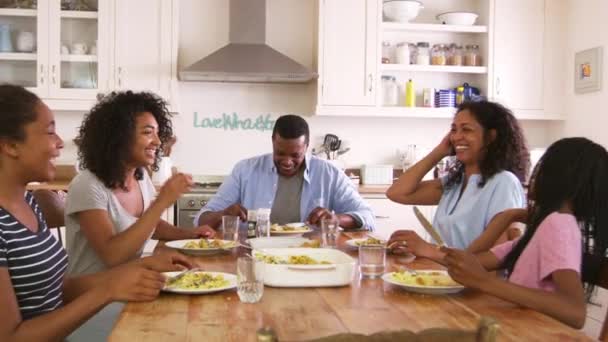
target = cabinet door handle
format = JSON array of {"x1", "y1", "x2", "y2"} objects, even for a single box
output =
[
  {"x1": 51, "y1": 65, "x2": 56, "y2": 85},
  {"x1": 39, "y1": 64, "x2": 44, "y2": 85},
  {"x1": 368, "y1": 74, "x2": 373, "y2": 93},
  {"x1": 117, "y1": 67, "x2": 122, "y2": 87},
  {"x1": 375, "y1": 215, "x2": 390, "y2": 219},
  {"x1": 496, "y1": 77, "x2": 501, "y2": 96}
]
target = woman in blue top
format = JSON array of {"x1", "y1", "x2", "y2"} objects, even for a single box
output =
[{"x1": 387, "y1": 101, "x2": 530, "y2": 261}]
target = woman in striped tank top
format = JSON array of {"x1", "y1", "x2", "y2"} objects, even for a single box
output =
[{"x1": 0, "y1": 85, "x2": 191, "y2": 341}]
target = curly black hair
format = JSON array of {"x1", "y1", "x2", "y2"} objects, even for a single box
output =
[
  {"x1": 76, "y1": 91, "x2": 173, "y2": 190},
  {"x1": 445, "y1": 101, "x2": 530, "y2": 188}
]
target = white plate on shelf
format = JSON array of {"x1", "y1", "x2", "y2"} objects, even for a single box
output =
[
  {"x1": 162, "y1": 271, "x2": 237, "y2": 294},
  {"x1": 382, "y1": 270, "x2": 464, "y2": 295},
  {"x1": 165, "y1": 239, "x2": 238, "y2": 256}
]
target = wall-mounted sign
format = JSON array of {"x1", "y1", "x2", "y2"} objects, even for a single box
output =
[{"x1": 193, "y1": 112, "x2": 275, "y2": 131}]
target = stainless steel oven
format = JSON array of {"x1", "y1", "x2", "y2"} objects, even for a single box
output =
[{"x1": 175, "y1": 176, "x2": 224, "y2": 228}]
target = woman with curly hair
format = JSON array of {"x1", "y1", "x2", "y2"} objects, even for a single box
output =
[
  {"x1": 0, "y1": 85, "x2": 190, "y2": 341},
  {"x1": 386, "y1": 101, "x2": 530, "y2": 261},
  {"x1": 65, "y1": 91, "x2": 215, "y2": 276}
]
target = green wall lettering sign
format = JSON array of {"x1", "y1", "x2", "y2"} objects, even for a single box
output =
[{"x1": 193, "y1": 112, "x2": 275, "y2": 131}]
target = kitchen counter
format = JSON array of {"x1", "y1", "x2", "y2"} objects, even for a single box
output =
[{"x1": 356, "y1": 185, "x2": 390, "y2": 194}]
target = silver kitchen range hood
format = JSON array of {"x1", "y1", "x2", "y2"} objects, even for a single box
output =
[{"x1": 179, "y1": 0, "x2": 317, "y2": 83}]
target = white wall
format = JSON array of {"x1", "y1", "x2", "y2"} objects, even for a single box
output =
[
  {"x1": 54, "y1": 0, "x2": 555, "y2": 175},
  {"x1": 556, "y1": 0, "x2": 608, "y2": 148}
]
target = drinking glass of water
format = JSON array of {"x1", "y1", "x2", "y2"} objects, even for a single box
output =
[
  {"x1": 221, "y1": 215, "x2": 240, "y2": 241},
  {"x1": 237, "y1": 256, "x2": 264, "y2": 303},
  {"x1": 359, "y1": 245, "x2": 386, "y2": 278},
  {"x1": 321, "y1": 215, "x2": 339, "y2": 248}
]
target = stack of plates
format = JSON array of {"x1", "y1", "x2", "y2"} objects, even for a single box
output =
[{"x1": 435, "y1": 89, "x2": 456, "y2": 107}]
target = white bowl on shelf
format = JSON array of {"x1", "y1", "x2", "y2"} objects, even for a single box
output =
[
  {"x1": 383, "y1": 0, "x2": 424, "y2": 23},
  {"x1": 436, "y1": 11, "x2": 478, "y2": 26}
]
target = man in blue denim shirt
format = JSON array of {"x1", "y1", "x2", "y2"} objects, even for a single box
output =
[{"x1": 194, "y1": 115, "x2": 374, "y2": 230}]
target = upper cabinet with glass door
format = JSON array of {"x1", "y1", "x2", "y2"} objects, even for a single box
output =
[
  {"x1": 0, "y1": 0, "x2": 47, "y2": 95},
  {"x1": 49, "y1": 0, "x2": 108, "y2": 99},
  {"x1": 0, "y1": 0, "x2": 109, "y2": 109}
]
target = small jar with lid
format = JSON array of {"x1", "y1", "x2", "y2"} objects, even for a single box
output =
[
  {"x1": 381, "y1": 75, "x2": 399, "y2": 106},
  {"x1": 448, "y1": 43, "x2": 463, "y2": 66},
  {"x1": 381, "y1": 41, "x2": 392, "y2": 64},
  {"x1": 415, "y1": 42, "x2": 430, "y2": 65},
  {"x1": 395, "y1": 42, "x2": 410, "y2": 65},
  {"x1": 464, "y1": 44, "x2": 481, "y2": 66},
  {"x1": 431, "y1": 44, "x2": 447, "y2": 65}
]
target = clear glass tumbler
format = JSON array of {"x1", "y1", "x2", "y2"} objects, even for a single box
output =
[
  {"x1": 236, "y1": 256, "x2": 264, "y2": 303},
  {"x1": 359, "y1": 245, "x2": 386, "y2": 278},
  {"x1": 321, "y1": 215, "x2": 339, "y2": 248},
  {"x1": 221, "y1": 215, "x2": 240, "y2": 242}
]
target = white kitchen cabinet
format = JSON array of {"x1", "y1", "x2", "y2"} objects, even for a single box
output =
[
  {"x1": 491, "y1": 0, "x2": 544, "y2": 111},
  {"x1": 317, "y1": 0, "x2": 378, "y2": 108},
  {"x1": 315, "y1": 0, "x2": 566, "y2": 120},
  {"x1": 363, "y1": 194, "x2": 433, "y2": 242},
  {"x1": 112, "y1": 0, "x2": 178, "y2": 109},
  {"x1": 0, "y1": 0, "x2": 110, "y2": 109}
]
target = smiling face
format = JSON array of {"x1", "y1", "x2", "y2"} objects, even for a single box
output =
[
  {"x1": 10, "y1": 102, "x2": 64, "y2": 182},
  {"x1": 128, "y1": 112, "x2": 161, "y2": 168},
  {"x1": 272, "y1": 134, "x2": 308, "y2": 177},
  {"x1": 449, "y1": 109, "x2": 491, "y2": 167}
]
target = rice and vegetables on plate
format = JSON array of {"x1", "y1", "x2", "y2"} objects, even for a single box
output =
[
  {"x1": 182, "y1": 239, "x2": 237, "y2": 249},
  {"x1": 256, "y1": 254, "x2": 331, "y2": 265},
  {"x1": 165, "y1": 272, "x2": 230, "y2": 290},
  {"x1": 391, "y1": 271, "x2": 460, "y2": 287}
]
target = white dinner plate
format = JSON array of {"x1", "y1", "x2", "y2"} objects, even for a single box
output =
[
  {"x1": 382, "y1": 270, "x2": 464, "y2": 295},
  {"x1": 162, "y1": 271, "x2": 237, "y2": 294},
  {"x1": 164, "y1": 239, "x2": 239, "y2": 256}
]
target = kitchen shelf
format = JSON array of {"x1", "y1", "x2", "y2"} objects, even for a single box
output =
[
  {"x1": 0, "y1": 52, "x2": 37, "y2": 61},
  {"x1": 61, "y1": 54, "x2": 98, "y2": 62},
  {"x1": 60, "y1": 10, "x2": 98, "y2": 19},
  {"x1": 381, "y1": 64, "x2": 488, "y2": 74},
  {"x1": 0, "y1": 8, "x2": 37, "y2": 17},
  {"x1": 382, "y1": 22, "x2": 488, "y2": 33}
]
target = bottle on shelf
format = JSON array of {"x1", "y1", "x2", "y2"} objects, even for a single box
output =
[
  {"x1": 382, "y1": 75, "x2": 399, "y2": 106},
  {"x1": 464, "y1": 44, "x2": 482, "y2": 66},
  {"x1": 395, "y1": 42, "x2": 410, "y2": 65},
  {"x1": 381, "y1": 41, "x2": 392, "y2": 64},
  {"x1": 415, "y1": 42, "x2": 430, "y2": 65},
  {"x1": 405, "y1": 79, "x2": 416, "y2": 107}
]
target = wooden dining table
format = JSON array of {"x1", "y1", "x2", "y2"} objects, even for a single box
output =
[{"x1": 109, "y1": 230, "x2": 591, "y2": 342}]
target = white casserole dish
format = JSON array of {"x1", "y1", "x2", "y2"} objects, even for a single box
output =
[
  {"x1": 256, "y1": 248, "x2": 356, "y2": 287},
  {"x1": 436, "y1": 11, "x2": 478, "y2": 26},
  {"x1": 246, "y1": 236, "x2": 312, "y2": 249}
]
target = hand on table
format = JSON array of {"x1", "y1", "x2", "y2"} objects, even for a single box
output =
[
  {"x1": 441, "y1": 246, "x2": 492, "y2": 289},
  {"x1": 190, "y1": 225, "x2": 216, "y2": 238},
  {"x1": 387, "y1": 230, "x2": 438, "y2": 259},
  {"x1": 306, "y1": 207, "x2": 335, "y2": 226}
]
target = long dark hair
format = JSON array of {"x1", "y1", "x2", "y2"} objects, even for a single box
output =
[
  {"x1": 445, "y1": 101, "x2": 530, "y2": 188},
  {"x1": 0, "y1": 84, "x2": 41, "y2": 142},
  {"x1": 76, "y1": 91, "x2": 173, "y2": 190},
  {"x1": 501, "y1": 138, "x2": 608, "y2": 280}
]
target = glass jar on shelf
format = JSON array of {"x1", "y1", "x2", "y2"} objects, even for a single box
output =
[
  {"x1": 464, "y1": 44, "x2": 482, "y2": 66},
  {"x1": 415, "y1": 42, "x2": 430, "y2": 65},
  {"x1": 395, "y1": 42, "x2": 410, "y2": 65},
  {"x1": 431, "y1": 44, "x2": 447, "y2": 65},
  {"x1": 448, "y1": 43, "x2": 463, "y2": 66},
  {"x1": 381, "y1": 75, "x2": 399, "y2": 106},
  {"x1": 381, "y1": 41, "x2": 392, "y2": 64}
]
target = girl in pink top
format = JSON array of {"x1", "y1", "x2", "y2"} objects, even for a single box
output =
[{"x1": 441, "y1": 137, "x2": 608, "y2": 329}]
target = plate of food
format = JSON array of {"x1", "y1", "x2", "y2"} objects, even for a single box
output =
[
  {"x1": 382, "y1": 270, "x2": 464, "y2": 295},
  {"x1": 269, "y1": 223, "x2": 313, "y2": 236},
  {"x1": 345, "y1": 237, "x2": 386, "y2": 248},
  {"x1": 162, "y1": 271, "x2": 237, "y2": 294},
  {"x1": 165, "y1": 238, "x2": 239, "y2": 256}
]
